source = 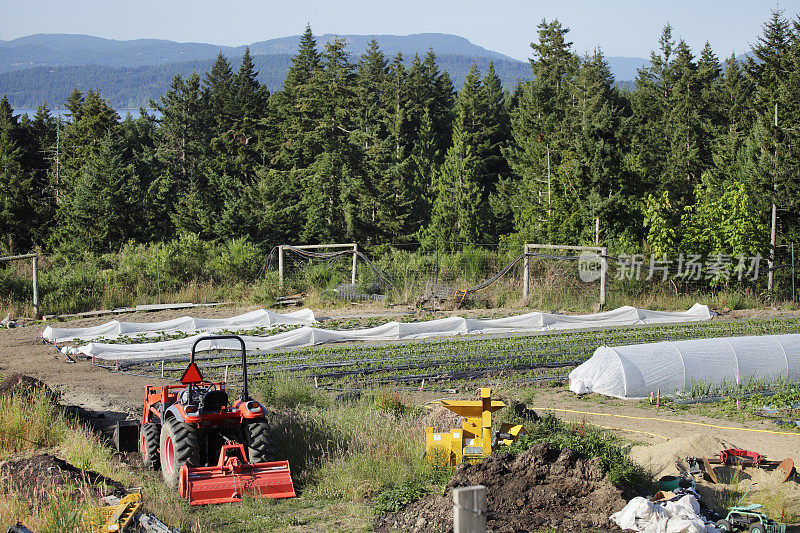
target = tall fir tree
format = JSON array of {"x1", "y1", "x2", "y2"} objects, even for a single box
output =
[
  {"x1": 0, "y1": 97, "x2": 34, "y2": 252},
  {"x1": 501, "y1": 18, "x2": 578, "y2": 242}
]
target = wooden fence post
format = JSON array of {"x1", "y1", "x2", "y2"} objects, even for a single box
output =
[
  {"x1": 31, "y1": 255, "x2": 40, "y2": 318},
  {"x1": 522, "y1": 244, "x2": 529, "y2": 299},
  {"x1": 453, "y1": 485, "x2": 487, "y2": 533},
  {"x1": 278, "y1": 246, "x2": 284, "y2": 289},
  {"x1": 600, "y1": 246, "x2": 607, "y2": 309},
  {"x1": 352, "y1": 244, "x2": 358, "y2": 285}
]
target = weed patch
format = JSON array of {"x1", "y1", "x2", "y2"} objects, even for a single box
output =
[{"x1": 508, "y1": 411, "x2": 651, "y2": 491}]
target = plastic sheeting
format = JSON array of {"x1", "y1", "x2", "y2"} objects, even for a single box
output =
[
  {"x1": 42, "y1": 309, "x2": 316, "y2": 343},
  {"x1": 569, "y1": 333, "x2": 800, "y2": 399},
  {"x1": 611, "y1": 495, "x2": 720, "y2": 533},
  {"x1": 73, "y1": 304, "x2": 712, "y2": 362}
]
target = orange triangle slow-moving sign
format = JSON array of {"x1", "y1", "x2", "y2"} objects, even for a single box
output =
[{"x1": 180, "y1": 362, "x2": 204, "y2": 384}]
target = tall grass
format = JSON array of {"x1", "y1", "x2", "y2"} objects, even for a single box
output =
[
  {"x1": 0, "y1": 387, "x2": 67, "y2": 457},
  {"x1": 253, "y1": 373, "x2": 448, "y2": 504},
  {"x1": 0, "y1": 387, "x2": 123, "y2": 532}
]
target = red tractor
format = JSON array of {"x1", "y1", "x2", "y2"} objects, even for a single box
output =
[{"x1": 137, "y1": 334, "x2": 295, "y2": 505}]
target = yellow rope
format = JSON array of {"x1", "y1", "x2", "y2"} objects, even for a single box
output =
[{"x1": 531, "y1": 407, "x2": 800, "y2": 437}]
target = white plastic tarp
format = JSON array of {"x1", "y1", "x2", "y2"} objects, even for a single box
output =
[
  {"x1": 569, "y1": 333, "x2": 800, "y2": 399},
  {"x1": 74, "y1": 304, "x2": 712, "y2": 361},
  {"x1": 42, "y1": 308, "x2": 316, "y2": 343},
  {"x1": 611, "y1": 495, "x2": 720, "y2": 533}
]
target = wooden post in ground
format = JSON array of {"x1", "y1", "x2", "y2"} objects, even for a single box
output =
[
  {"x1": 31, "y1": 255, "x2": 39, "y2": 318},
  {"x1": 768, "y1": 204, "x2": 776, "y2": 293},
  {"x1": 522, "y1": 244, "x2": 530, "y2": 299},
  {"x1": 352, "y1": 244, "x2": 358, "y2": 285},
  {"x1": 453, "y1": 485, "x2": 487, "y2": 533},
  {"x1": 600, "y1": 247, "x2": 607, "y2": 309},
  {"x1": 278, "y1": 246, "x2": 284, "y2": 289}
]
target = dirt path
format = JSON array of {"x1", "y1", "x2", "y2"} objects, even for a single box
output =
[{"x1": 0, "y1": 305, "x2": 272, "y2": 418}]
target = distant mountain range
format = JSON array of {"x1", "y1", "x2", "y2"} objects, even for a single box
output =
[{"x1": 0, "y1": 33, "x2": 651, "y2": 108}]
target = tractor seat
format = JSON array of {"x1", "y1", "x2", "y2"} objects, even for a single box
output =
[{"x1": 201, "y1": 389, "x2": 229, "y2": 413}]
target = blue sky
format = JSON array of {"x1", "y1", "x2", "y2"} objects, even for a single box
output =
[{"x1": 2, "y1": 0, "x2": 799, "y2": 60}]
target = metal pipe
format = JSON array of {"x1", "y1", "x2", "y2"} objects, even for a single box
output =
[{"x1": 190, "y1": 335, "x2": 249, "y2": 401}]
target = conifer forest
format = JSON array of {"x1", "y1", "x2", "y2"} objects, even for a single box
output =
[{"x1": 1, "y1": 14, "x2": 799, "y2": 269}]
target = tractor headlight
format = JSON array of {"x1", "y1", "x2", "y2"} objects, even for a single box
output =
[
  {"x1": 245, "y1": 401, "x2": 261, "y2": 412},
  {"x1": 185, "y1": 405, "x2": 199, "y2": 414}
]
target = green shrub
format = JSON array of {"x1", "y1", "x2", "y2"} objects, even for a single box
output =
[
  {"x1": 373, "y1": 480, "x2": 426, "y2": 514},
  {"x1": 211, "y1": 237, "x2": 261, "y2": 282}
]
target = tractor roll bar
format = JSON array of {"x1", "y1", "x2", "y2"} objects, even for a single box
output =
[{"x1": 191, "y1": 335, "x2": 250, "y2": 402}]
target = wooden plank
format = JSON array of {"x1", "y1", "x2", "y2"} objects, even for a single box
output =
[
  {"x1": 702, "y1": 458, "x2": 720, "y2": 484},
  {"x1": 42, "y1": 302, "x2": 232, "y2": 320},
  {"x1": 0, "y1": 253, "x2": 37, "y2": 261},
  {"x1": 525, "y1": 244, "x2": 604, "y2": 252},
  {"x1": 285, "y1": 243, "x2": 357, "y2": 250}
]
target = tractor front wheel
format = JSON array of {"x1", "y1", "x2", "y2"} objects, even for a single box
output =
[
  {"x1": 243, "y1": 419, "x2": 276, "y2": 463},
  {"x1": 159, "y1": 418, "x2": 200, "y2": 489},
  {"x1": 140, "y1": 422, "x2": 160, "y2": 470},
  {"x1": 749, "y1": 524, "x2": 766, "y2": 533}
]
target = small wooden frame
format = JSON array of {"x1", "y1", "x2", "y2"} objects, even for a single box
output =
[{"x1": 0, "y1": 253, "x2": 39, "y2": 318}]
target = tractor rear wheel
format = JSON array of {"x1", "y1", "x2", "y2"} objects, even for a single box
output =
[
  {"x1": 243, "y1": 419, "x2": 276, "y2": 463},
  {"x1": 140, "y1": 422, "x2": 160, "y2": 470},
  {"x1": 159, "y1": 418, "x2": 200, "y2": 489}
]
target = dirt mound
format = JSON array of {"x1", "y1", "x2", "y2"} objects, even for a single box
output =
[
  {"x1": 0, "y1": 372, "x2": 56, "y2": 399},
  {"x1": 376, "y1": 443, "x2": 627, "y2": 532},
  {"x1": 629, "y1": 434, "x2": 734, "y2": 478},
  {"x1": 0, "y1": 453, "x2": 125, "y2": 499}
]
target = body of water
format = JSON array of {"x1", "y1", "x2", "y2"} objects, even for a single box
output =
[{"x1": 12, "y1": 107, "x2": 162, "y2": 120}]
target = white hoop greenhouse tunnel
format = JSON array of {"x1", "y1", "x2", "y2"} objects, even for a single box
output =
[{"x1": 569, "y1": 334, "x2": 800, "y2": 399}]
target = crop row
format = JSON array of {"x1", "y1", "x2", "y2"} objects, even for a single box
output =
[{"x1": 124, "y1": 317, "x2": 800, "y2": 389}]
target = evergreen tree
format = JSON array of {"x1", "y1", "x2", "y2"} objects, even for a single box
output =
[
  {"x1": 233, "y1": 47, "x2": 269, "y2": 120},
  {"x1": 152, "y1": 73, "x2": 213, "y2": 237},
  {"x1": 480, "y1": 62, "x2": 511, "y2": 196},
  {"x1": 204, "y1": 53, "x2": 235, "y2": 129},
  {"x1": 502, "y1": 18, "x2": 578, "y2": 242},
  {"x1": 57, "y1": 133, "x2": 141, "y2": 252},
  {"x1": 276, "y1": 25, "x2": 323, "y2": 170},
  {"x1": 743, "y1": 9, "x2": 798, "y2": 245},
  {"x1": 628, "y1": 25, "x2": 675, "y2": 201},
  {"x1": 568, "y1": 49, "x2": 627, "y2": 245},
  {"x1": 0, "y1": 97, "x2": 34, "y2": 252},
  {"x1": 299, "y1": 38, "x2": 364, "y2": 242},
  {"x1": 420, "y1": 116, "x2": 482, "y2": 248},
  {"x1": 663, "y1": 40, "x2": 702, "y2": 201},
  {"x1": 355, "y1": 39, "x2": 404, "y2": 241}
]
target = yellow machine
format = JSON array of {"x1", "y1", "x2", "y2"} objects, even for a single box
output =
[
  {"x1": 425, "y1": 388, "x2": 525, "y2": 466},
  {"x1": 82, "y1": 491, "x2": 142, "y2": 532}
]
